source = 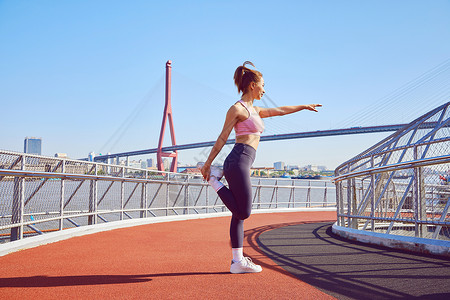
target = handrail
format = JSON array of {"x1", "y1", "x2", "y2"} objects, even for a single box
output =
[{"x1": 333, "y1": 154, "x2": 450, "y2": 183}]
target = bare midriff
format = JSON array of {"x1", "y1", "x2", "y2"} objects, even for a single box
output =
[{"x1": 236, "y1": 134, "x2": 260, "y2": 151}]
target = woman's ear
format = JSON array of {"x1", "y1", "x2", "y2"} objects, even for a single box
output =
[{"x1": 249, "y1": 81, "x2": 256, "y2": 90}]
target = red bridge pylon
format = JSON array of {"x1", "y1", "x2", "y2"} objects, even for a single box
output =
[{"x1": 157, "y1": 60, "x2": 178, "y2": 172}]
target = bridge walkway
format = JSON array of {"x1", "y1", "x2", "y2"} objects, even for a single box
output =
[{"x1": 1, "y1": 211, "x2": 449, "y2": 299}]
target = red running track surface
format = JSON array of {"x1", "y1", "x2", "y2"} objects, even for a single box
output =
[{"x1": 0, "y1": 211, "x2": 337, "y2": 299}]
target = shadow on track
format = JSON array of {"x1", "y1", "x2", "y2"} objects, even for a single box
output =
[
  {"x1": 246, "y1": 221, "x2": 450, "y2": 300},
  {"x1": 0, "y1": 272, "x2": 230, "y2": 288}
]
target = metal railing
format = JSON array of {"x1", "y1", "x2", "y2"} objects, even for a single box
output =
[
  {"x1": 0, "y1": 150, "x2": 335, "y2": 243},
  {"x1": 334, "y1": 102, "x2": 450, "y2": 242}
]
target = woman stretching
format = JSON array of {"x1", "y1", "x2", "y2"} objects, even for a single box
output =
[{"x1": 199, "y1": 61, "x2": 322, "y2": 274}]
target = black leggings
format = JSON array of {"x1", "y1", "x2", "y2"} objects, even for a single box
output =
[{"x1": 217, "y1": 143, "x2": 256, "y2": 248}]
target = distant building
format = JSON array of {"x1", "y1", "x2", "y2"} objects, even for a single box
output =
[
  {"x1": 128, "y1": 160, "x2": 144, "y2": 169},
  {"x1": 304, "y1": 165, "x2": 316, "y2": 172},
  {"x1": 106, "y1": 152, "x2": 112, "y2": 165},
  {"x1": 147, "y1": 158, "x2": 154, "y2": 168},
  {"x1": 88, "y1": 152, "x2": 95, "y2": 162},
  {"x1": 24, "y1": 137, "x2": 42, "y2": 155},
  {"x1": 304, "y1": 165, "x2": 327, "y2": 172},
  {"x1": 274, "y1": 161, "x2": 285, "y2": 170},
  {"x1": 163, "y1": 158, "x2": 170, "y2": 170}
]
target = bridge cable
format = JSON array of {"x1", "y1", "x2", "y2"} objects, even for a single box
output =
[
  {"x1": 336, "y1": 58, "x2": 450, "y2": 128},
  {"x1": 99, "y1": 75, "x2": 164, "y2": 154}
]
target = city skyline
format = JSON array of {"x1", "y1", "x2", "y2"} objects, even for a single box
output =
[{"x1": 93, "y1": 156, "x2": 332, "y2": 175}]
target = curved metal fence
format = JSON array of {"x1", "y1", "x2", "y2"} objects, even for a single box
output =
[
  {"x1": 334, "y1": 102, "x2": 450, "y2": 242},
  {"x1": 0, "y1": 150, "x2": 335, "y2": 243}
]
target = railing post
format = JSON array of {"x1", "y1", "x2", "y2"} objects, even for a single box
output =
[
  {"x1": 89, "y1": 170, "x2": 94, "y2": 225},
  {"x1": 413, "y1": 145, "x2": 427, "y2": 237},
  {"x1": 413, "y1": 146, "x2": 419, "y2": 237},
  {"x1": 144, "y1": 171, "x2": 148, "y2": 218},
  {"x1": 94, "y1": 163, "x2": 98, "y2": 224},
  {"x1": 419, "y1": 167, "x2": 427, "y2": 238},
  {"x1": 370, "y1": 156, "x2": 375, "y2": 232},
  {"x1": 323, "y1": 181, "x2": 328, "y2": 207},
  {"x1": 206, "y1": 184, "x2": 209, "y2": 214},
  {"x1": 120, "y1": 166, "x2": 124, "y2": 221},
  {"x1": 337, "y1": 181, "x2": 345, "y2": 226},
  {"x1": 184, "y1": 177, "x2": 189, "y2": 214},
  {"x1": 351, "y1": 178, "x2": 358, "y2": 229},
  {"x1": 346, "y1": 178, "x2": 352, "y2": 227},
  {"x1": 346, "y1": 164, "x2": 352, "y2": 228},
  {"x1": 59, "y1": 159, "x2": 65, "y2": 230},
  {"x1": 11, "y1": 177, "x2": 24, "y2": 240},
  {"x1": 292, "y1": 180, "x2": 295, "y2": 208},
  {"x1": 11, "y1": 155, "x2": 25, "y2": 241},
  {"x1": 140, "y1": 182, "x2": 146, "y2": 218},
  {"x1": 88, "y1": 163, "x2": 98, "y2": 225},
  {"x1": 307, "y1": 181, "x2": 311, "y2": 208},
  {"x1": 165, "y1": 173, "x2": 170, "y2": 216},
  {"x1": 275, "y1": 179, "x2": 278, "y2": 208}
]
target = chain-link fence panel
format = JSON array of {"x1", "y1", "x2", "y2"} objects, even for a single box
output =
[{"x1": 335, "y1": 102, "x2": 450, "y2": 242}]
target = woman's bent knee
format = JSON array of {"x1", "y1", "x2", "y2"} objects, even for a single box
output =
[{"x1": 235, "y1": 210, "x2": 251, "y2": 220}]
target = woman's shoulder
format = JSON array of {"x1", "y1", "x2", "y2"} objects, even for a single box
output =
[
  {"x1": 227, "y1": 102, "x2": 248, "y2": 120},
  {"x1": 229, "y1": 101, "x2": 245, "y2": 112}
]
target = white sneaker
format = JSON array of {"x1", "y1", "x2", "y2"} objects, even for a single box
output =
[
  {"x1": 210, "y1": 165, "x2": 224, "y2": 180},
  {"x1": 230, "y1": 257, "x2": 262, "y2": 274},
  {"x1": 196, "y1": 162, "x2": 223, "y2": 180}
]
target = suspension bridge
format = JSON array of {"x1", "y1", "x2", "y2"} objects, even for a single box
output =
[{"x1": 91, "y1": 59, "x2": 450, "y2": 173}]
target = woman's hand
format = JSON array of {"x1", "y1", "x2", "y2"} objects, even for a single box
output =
[
  {"x1": 200, "y1": 162, "x2": 211, "y2": 181},
  {"x1": 304, "y1": 104, "x2": 322, "y2": 112}
]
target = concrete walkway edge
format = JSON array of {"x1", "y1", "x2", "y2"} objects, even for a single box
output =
[
  {"x1": 0, "y1": 207, "x2": 336, "y2": 257},
  {"x1": 332, "y1": 223, "x2": 450, "y2": 257}
]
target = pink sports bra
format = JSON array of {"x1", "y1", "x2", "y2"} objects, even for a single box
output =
[{"x1": 234, "y1": 100, "x2": 265, "y2": 136}]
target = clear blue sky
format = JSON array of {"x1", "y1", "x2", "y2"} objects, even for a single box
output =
[{"x1": 1, "y1": 0, "x2": 449, "y2": 169}]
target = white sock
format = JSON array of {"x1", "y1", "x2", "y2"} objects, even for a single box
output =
[
  {"x1": 209, "y1": 176, "x2": 224, "y2": 192},
  {"x1": 232, "y1": 248, "x2": 244, "y2": 263}
]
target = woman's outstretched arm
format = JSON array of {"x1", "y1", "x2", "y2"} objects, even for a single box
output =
[{"x1": 257, "y1": 104, "x2": 322, "y2": 118}]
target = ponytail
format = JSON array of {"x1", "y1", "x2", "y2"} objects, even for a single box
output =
[{"x1": 233, "y1": 61, "x2": 263, "y2": 94}]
